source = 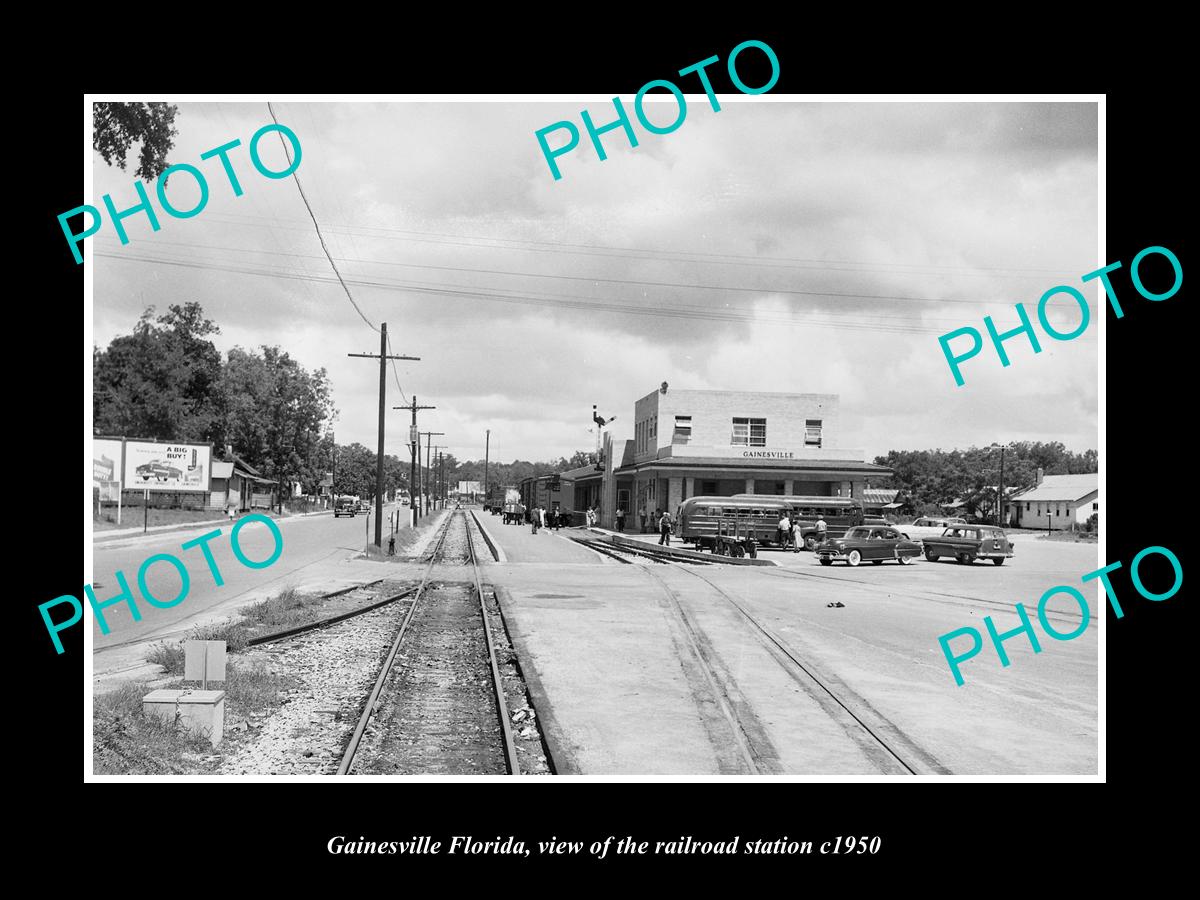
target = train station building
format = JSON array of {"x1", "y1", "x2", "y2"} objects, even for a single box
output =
[{"x1": 576, "y1": 384, "x2": 891, "y2": 531}]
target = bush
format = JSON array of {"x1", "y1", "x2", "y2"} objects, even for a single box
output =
[
  {"x1": 146, "y1": 641, "x2": 185, "y2": 675},
  {"x1": 187, "y1": 620, "x2": 248, "y2": 652}
]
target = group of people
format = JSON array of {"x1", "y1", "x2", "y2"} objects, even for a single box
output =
[
  {"x1": 527, "y1": 504, "x2": 563, "y2": 533},
  {"x1": 584, "y1": 506, "x2": 600, "y2": 527},
  {"x1": 776, "y1": 513, "x2": 827, "y2": 551}
]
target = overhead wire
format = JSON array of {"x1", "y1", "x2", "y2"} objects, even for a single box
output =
[
  {"x1": 96, "y1": 248, "x2": 1096, "y2": 340},
  {"x1": 266, "y1": 101, "x2": 378, "y2": 333}
]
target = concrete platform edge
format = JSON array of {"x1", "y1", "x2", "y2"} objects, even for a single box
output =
[
  {"x1": 492, "y1": 583, "x2": 581, "y2": 776},
  {"x1": 470, "y1": 510, "x2": 507, "y2": 563}
]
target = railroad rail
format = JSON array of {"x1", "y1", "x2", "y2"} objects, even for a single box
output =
[
  {"x1": 581, "y1": 536, "x2": 950, "y2": 775},
  {"x1": 245, "y1": 581, "x2": 417, "y2": 646},
  {"x1": 664, "y1": 564, "x2": 950, "y2": 775},
  {"x1": 337, "y1": 507, "x2": 519, "y2": 776}
]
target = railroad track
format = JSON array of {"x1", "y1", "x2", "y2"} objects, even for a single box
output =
[
  {"x1": 580, "y1": 540, "x2": 949, "y2": 774},
  {"x1": 337, "y1": 507, "x2": 520, "y2": 776}
]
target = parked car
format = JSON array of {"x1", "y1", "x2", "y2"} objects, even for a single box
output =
[
  {"x1": 357, "y1": 499, "x2": 371, "y2": 513},
  {"x1": 862, "y1": 515, "x2": 911, "y2": 539},
  {"x1": 815, "y1": 525, "x2": 922, "y2": 567},
  {"x1": 334, "y1": 498, "x2": 357, "y2": 517},
  {"x1": 922, "y1": 525, "x2": 1014, "y2": 565},
  {"x1": 902, "y1": 516, "x2": 967, "y2": 541}
]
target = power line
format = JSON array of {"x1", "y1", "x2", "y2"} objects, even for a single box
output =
[
  {"x1": 95, "y1": 235, "x2": 1031, "y2": 308},
  {"x1": 266, "y1": 101, "x2": 377, "y2": 332},
  {"x1": 96, "y1": 249, "x2": 1096, "y2": 340},
  {"x1": 199, "y1": 209, "x2": 1073, "y2": 280}
]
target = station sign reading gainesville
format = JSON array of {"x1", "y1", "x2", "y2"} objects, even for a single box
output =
[{"x1": 741, "y1": 450, "x2": 794, "y2": 459}]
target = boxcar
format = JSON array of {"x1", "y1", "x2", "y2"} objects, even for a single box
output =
[{"x1": 677, "y1": 496, "x2": 794, "y2": 551}]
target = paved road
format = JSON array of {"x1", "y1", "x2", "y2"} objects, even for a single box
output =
[{"x1": 90, "y1": 505, "x2": 400, "y2": 651}]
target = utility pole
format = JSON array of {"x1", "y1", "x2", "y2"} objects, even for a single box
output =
[
  {"x1": 349, "y1": 323, "x2": 419, "y2": 548},
  {"x1": 395, "y1": 397, "x2": 435, "y2": 526},
  {"x1": 422, "y1": 431, "x2": 444, "y2": 514},
  {"x1": 439, "y1": 451, "x2": 446, "y2": 507},
  {"x1": 430, "y1": 445, "x2": 447, "y2": 510},
  {"x1": 997, "y1": 445, "x2": 1006, "y2": 528},
  {"x1": 484, "y1": 429, "x2": 490, "y2": 507}
]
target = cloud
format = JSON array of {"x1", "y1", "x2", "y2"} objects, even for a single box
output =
[{"x1": 92, "y1": 100, "x2": 1098, "y2": 462}]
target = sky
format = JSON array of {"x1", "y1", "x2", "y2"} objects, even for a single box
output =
[{"x1": 91, "y1": 99, "x2": 1099, "y2": 464}]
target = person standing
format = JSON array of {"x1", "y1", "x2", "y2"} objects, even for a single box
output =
[
  {"x1": 539, "y1": 505, "x2": 547, "y2": 530},
  {"x1": 531, "y1": 504, "x2": 540, "y2": 534},
  {"x1": 777, "y1": 512, "x2": 790, "y2": 549},
  {"x1": 615, "y1": 506, "x2": 626, "y2": 532},
  {"x1": 659, "y1": 508, "x2": 673, "y2": 546},
  {"x1": 815, "y1": 515, "x2": 828, "y2": 544},
  {"x1": 639, "y1": 502, "x2": 647, "y2": 534}
]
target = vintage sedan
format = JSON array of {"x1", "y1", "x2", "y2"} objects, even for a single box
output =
[
  {"x1": 902, "y1": 516, "x2": 967, "y2": 541},
  {"x1": 815, "y1": 525, "x2": 923, "y2": 567},
  {"x1": 922, "y1": 525, "x2": 1014, "y2": 565}
]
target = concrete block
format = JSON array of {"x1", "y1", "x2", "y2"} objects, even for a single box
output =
[{"x1": 143, "y1": 689, "x2": 226, "y2": 747}]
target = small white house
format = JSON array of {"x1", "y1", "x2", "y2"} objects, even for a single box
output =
[{"x1": 1006, "y1": 473, "x2": 1098, "y2": 530}]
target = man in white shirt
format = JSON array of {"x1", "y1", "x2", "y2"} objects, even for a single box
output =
[
  {"x1": 777, "y1": 514, "x2": 791, "y2": 549},
  {"x1": 815, "y1": 516, "x2": 828, "y2": 542}
]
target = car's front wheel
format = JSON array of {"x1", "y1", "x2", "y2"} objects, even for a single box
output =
[
  {"x1": 847, "y1": 550, "x2": 862, "y2": 567},
  {"x1": 819, "y1": 557, "x2": 832, "y2": 566},
  {"x1": 899, "y1": 554, "x2": 913, "y2": 565},
  {"x1": 925, "y1": 547, "x2": 938, "y2": 561},
  {"x1": 957, "y1": 553, "x2": 972, "y2": 565},
  {"x1": 992, "y1": 558, "x2": 1005, "y2": 566}
]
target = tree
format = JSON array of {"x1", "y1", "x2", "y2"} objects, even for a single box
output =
[
  {"x1": 94, "y1": 302, "x2": 223, "y2": 441},
  {"x1": 221, "y1": 346, "x2": 337, "y2": 510},
  {"x1": 93, "y1": 102, "x2": 180, "y2": 181}
]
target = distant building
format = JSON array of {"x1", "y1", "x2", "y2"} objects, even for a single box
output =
[
  {"x1": 210, "y1": 452, "x2": 278, "y2": 511},
  {"x1": 862, "y1": 488, "x2": 906, "y2": 518},
  {"x1": 1005, "y1": 471, "x2": 1098, "y2": 530}
]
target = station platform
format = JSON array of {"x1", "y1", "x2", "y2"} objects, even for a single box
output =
[{"x1": 472, "y1": 514, "x2": 604, "y2": 565}]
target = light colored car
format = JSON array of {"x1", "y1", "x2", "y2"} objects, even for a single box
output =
[{"x1": 902, "y1": 516, "x2": 967, "y2": 541}]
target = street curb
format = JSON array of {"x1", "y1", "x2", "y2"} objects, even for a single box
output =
[{"x1": 492, "y1": 584, "x2": 580, "y2": 776}]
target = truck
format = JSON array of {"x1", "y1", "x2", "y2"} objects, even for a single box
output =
[{"x1": 486, "y1": 485, "x2": 519, "y2": 515}]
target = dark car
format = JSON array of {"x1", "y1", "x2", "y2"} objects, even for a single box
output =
[
  {"x1": 922, "y1": 525, "x2": 1014, "y2": 565},
  {"x1": 815, "y1": 525, "x2": 922, "y2": 567},
  {"x1": 333, "y1": 498, "x2": 357, "y2": 518}
]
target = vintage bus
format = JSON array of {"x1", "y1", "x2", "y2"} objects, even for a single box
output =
[
  {"x1": 735, "y1": 494, "x2": 866, "y2": 550},
  {"x1": 676, "y1": 495, "x2": 794, "y2": 551}
]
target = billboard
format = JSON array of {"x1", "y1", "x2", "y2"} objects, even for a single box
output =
[
  {"x1": 123, "y1": 441, "x2": 211, "y2": 493},
  {"x1": 457, "y1": 481, "x2": 482, "y2": 495},
  {"x1": 93, "y1": 438, "x2": 123, "y2": 501}
]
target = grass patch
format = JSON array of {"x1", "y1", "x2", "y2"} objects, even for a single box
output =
[
  {"x1": 146, "y1": 641, "x2": 185, "y2": 675},
  {"x1": 238, "y1": 587, "x2": 315, "y2": 630},
  {"x1": 187, "y1": 620, "x2": 249, "y2": 652},
  {"x1": 93, "y1": 681, "x2": 212, "y2": 775},
  {"x1": 93, "y1": 662, "x2": 301, "y2": 775}
]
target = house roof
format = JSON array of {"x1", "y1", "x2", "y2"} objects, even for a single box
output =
[
  {"x1": 862, "y1": 488, "x2": 900, "y2": 504},
  {"x1": 1010, "y1": 473, "x2": 1098, "y2": 502}
]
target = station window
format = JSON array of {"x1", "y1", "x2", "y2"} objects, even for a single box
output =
[
  {"x1": 673, "y1": 415, "x2": 692, "y2": 444},
  {"x1": 732, "y1": 417, "x2": 767, "y2": 447},
  {"x1": 1092, "y1": 501, "x2": 1098, "y2": 511},
  {"x1": 805, "y1": 419, "x2": 822, "y2": 447}
]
